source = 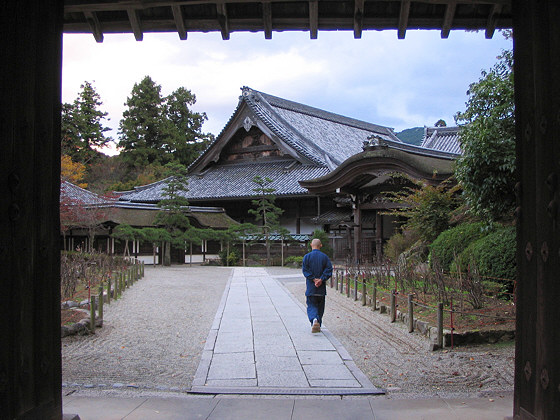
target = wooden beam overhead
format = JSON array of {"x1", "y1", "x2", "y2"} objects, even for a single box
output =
[
  {"x1": 441, "y1": 1, "x2": 456, "y2": 38},
  {"x1": 172, "y1": 5, "x2": 188, "y2": 40},
  {"x1": 216, "y1": 3, "x2": 230, "y2": 40},
  {"x1": 353, "y1": 0, "x2": 364, "y2": 39},
  {"x1": 398, "y1": 0, "x2": 411, "y2": 39},
  {"x1": 84, "y1": 11, "x2": 104, "y2": 42},
  {"x1": 485, "y1": 4, "x2": 502, "y2": 39},
  {"x1": 263, "y1": 2, "x2": 273, "y2": 39},
  {"x1": 65, "y1": 0, "x2": 511, "y2": 14},
  {"x1": 309, "y1": 0, "x2": 318, "y2": 39},
  {"x1": 127, "y1": 8, "x2": 143, "y2": 40}
]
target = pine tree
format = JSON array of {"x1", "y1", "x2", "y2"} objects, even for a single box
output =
[
  {"x1": 118, "y1": 76, "x2": 168, "y2": 168},
  {"x1": 61, "y1": 81, "x2": 112, "y2": 164},
  {"x1": 154, "y1": 162, "x2": 192, "y2": 265},
  {"x1": 249, "y1": 176, "x2": 284, "y2": 265},
  {"x1": 118, "y1": 76, "x2": 213, "y2": 171},
  {"x1": 165, "y1": 87, "x2": 213, "y2": 167}
]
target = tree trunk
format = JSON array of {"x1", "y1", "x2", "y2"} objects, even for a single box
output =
[
  {"x1": 123, "y1": 239, "x2": 129, "y2": 257},
  {"x1": 163, "y1": 241, "x2": 171, "y2": 266}
]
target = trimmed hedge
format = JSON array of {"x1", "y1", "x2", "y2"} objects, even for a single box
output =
[
  {"x1": 456, "y1": 226, "x2": 516, "y2": 283},
  {"x1": 429, "y1": 222, "x2": 487, "y2": 271},
  {"x1": 284, "y1": 256, "x2": 303, "y2": 267}
]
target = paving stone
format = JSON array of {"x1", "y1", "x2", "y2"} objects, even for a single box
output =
[
  {"x1": 208, "y1": 398, "x2": 294, "y2": 420},
  {"x1": 293, "y1": 398, "x2": 374, "y2": 420},
  {"x1": 255, "y1": 355, "x2": 303, "y2": 371},
  {"x1": 258, "y1": 369, "x2": 309, "y2": 387},
  {"x1": 207, "y1": 352, "x2": 255, "y2": 380},
  {"x1": 303, "y1": 364, "x2": 357, "y2": 381},
  {"x1": 308, "y1": 379, "x2": 361, "y2": 387},
  {"x1": 214, "y1": 331, "x2": 254, "y2": 353},
  {"x1": 194, "y1": 267, "x2": 379, "y2": 394},
  {"x1": 298, "y1": 350, "x2": 344, "y2": 365},
  {"x1": 205, "y1": 379, "x2": 258, "y2": 387}
]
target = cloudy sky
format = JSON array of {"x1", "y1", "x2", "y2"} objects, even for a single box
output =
[{"x1": 62, "y1": 29, "x2": 512, "y2": 154}]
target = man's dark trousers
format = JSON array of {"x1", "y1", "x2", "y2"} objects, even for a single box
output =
[{"x1": 306, "y1": 295, "x2": 325, "y2": 326}]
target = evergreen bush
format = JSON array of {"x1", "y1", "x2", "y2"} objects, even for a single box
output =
[
  {"x1": 455, "y1": 226, "x2": 516, "y2": 285},
  {"x1": 284, "y1": 256, "x2": 303, "y2": 267},
  {"x1": 429, "y1": 222, "x2": 487, "y2": 271}
]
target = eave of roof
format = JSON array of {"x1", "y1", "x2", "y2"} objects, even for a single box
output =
[
  {"x1": 63, "y1": 1, "x2": 512, "y2": 42},
  {"x1": 299, "y1": 144, "x2": 456, "y2": 195},
  {"x1": 120, "y1": 160, "x2": 330, "y2": 203}
]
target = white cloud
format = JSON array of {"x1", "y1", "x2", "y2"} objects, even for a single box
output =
[{"x1": 62, "y1": 28, "x2": 512, "y2": 149}]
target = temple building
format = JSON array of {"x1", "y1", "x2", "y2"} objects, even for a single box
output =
[{"x1": 117, "y1": 87, "x2": 460, "y2": 263}]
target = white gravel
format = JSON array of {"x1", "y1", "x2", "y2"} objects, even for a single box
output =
[{"x1": 62, "y1": 265, "x2": 232, "y2": 391}]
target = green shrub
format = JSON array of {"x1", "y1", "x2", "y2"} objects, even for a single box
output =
[
  {"x1": 384, "y1": 230, "x2": 421, "y2": 262},
  {"x1": 284, "y1": 256, "x2": 303, "y2": 267},
  {"x1": 456, "y1": 226, "x2": 516, "y2": 285},
  {"x1": 218, "y1": 249, "x2": 240, "y2": 266},
  {"x1": 429, "y1": 222, "x2": 487, "y2": 271}
]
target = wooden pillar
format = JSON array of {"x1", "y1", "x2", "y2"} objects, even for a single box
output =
[
  {"x1": 1, "y1": 1, "x2": 63, "y2": 418},
  {"x1": 352, "y1": 196, "x2": 361, "y2": 264},
  {"x1": 513, "y1": 1, "x2": 560, "y2": 418},
  {"x1": 375, "y1": 211, "x2": 383, "y2": 261}
]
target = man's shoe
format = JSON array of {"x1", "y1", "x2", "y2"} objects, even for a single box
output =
[{"x1": 311, "y1": 319, "x2": 321, "y2": 333}]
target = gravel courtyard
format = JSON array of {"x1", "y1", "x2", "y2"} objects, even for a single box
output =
[{"x1": 62, "y1": 266, "x2": 514, "y2": 398}]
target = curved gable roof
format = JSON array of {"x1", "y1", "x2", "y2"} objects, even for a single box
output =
[{"x1": 189, "y1": 86, "x2": 400, "y2": 173}]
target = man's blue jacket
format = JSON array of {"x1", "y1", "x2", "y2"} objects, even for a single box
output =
[{"x1": 302, "y1": 249, "x2": 333, "y2": 296}]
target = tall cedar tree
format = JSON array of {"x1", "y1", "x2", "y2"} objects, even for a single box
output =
[
  {"x1": 166, "y1": 87, "x2": 213, "y2": 165},
  {"x1": 61, "y1": 81, "x2": 112, "y2": 163},
  {"x1": 118, "y1": 76, "x2": 213, "y2": 170},
  {"x1": 454, "y1": 48, "x2": 515, "y2": 224},
  {"x1": 118, "y1": 76, "x2": 167, "y2": 168},
  {"x1": 249, "y1": 176, "x2": 284, "y2": 265},
  {"x1": 154, "y1": 162, "x2": 192, "y2": 265}
]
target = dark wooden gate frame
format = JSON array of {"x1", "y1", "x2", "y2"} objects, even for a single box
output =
[{"x1": 1, "y1": 1, "x2": 558, "y2": 418}]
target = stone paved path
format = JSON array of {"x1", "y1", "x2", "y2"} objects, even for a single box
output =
[{"x1": 191, "y1": 267, "x2": 382, "y2": 395}]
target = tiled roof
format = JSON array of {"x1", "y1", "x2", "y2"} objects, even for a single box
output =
[
  {"x1": 61, "y1": 181, "x2": 108, "y2": 205},
  {"x1": 119, "y1": 161, "x2": 330, "y2": 203},
  {"x1": 421, "y1": 126, "x2": 461, "y2": 155},
  {"x1": 311, "y1": 209, "x2": 353, "y2": 225},
  {"x1": 243, "y1": 233, "x2": 310, "y2": 242},
  {"x1": 189, "y1": 87, "x2": 401, "y2": 172},
  {"x1": 243, "y1": 87, "x2": 401, "y2": 167}
]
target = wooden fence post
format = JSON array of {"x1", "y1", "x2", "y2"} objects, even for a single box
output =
[
  {"x1": 361, "y1": 276, "x2": 367, "y2": 306},
  {"x1": 107, "y1": 276, "x2": 112, "y2": 304},
  {"x1": 390, "y1": 291, "x2": 396, "y2": 322},
  {"x1": 408, "y1": 294, "x2": 414, "y2": 333},
  {"x1": 346, "y1": 274, "x2": 350, "y2": 298},
  {"x1": 89, "y1": 296, "x2": 96, "y2": 333},
  {"x1": 98, "y1": 284, "x2": 104, "y2": 321},
  {"x1": 437, "y1": 302, "x2": 444, "y2": 349},
  {"x1": 372, "y1": 282, "x2": 377, "y2": 311},
  {"x1": 353, "y1": 277, "x2": 358, "y2": 301},
  {"x1": 335, "y1": 271, "x2": 339, "y2": 291}
]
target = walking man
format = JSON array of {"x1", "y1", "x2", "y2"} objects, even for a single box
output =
[{"x1": 302, "y1": 238, "x2": 333, "y2": 333}]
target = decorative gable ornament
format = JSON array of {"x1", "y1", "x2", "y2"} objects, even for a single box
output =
[
  {"x1": 243, "y1": 116, "x2": 254, "y2": 132},
  {"x1": 363, "y1": 134, "x2": 388, "y2": 150}
]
